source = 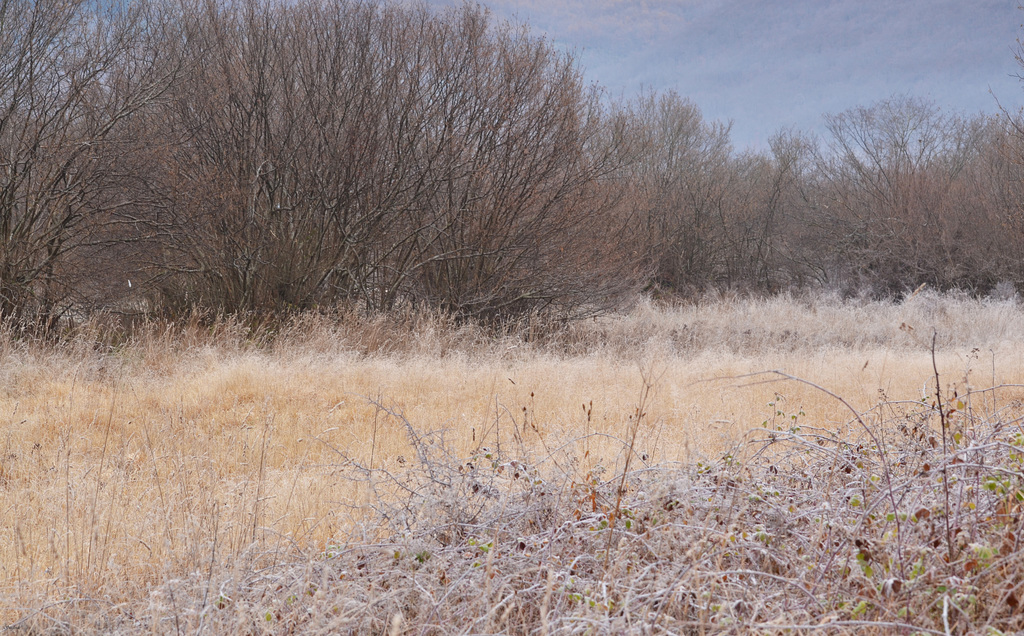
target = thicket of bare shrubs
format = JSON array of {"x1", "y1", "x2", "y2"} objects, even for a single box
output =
[{"x1": 2, "y1": 0, "x2": 1024, "y2": 330}]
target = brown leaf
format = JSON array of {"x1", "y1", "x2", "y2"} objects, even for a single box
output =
[
  {"x1": 882, "y1": 578, "x2": 903, "y2": 597},
  {"x1": 1007, "y1": 589, "x2": 1019, "y2": 610}
]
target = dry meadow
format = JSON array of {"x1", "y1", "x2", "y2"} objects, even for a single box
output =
[{"x1": 3, "y1": 292, "x2": 1024, "y2": 634}]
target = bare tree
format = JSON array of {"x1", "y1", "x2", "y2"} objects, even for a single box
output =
[
  {"x1": 628, "y1": 91, "x2": 734, "y2": 295},
  {"x1": 402, "y1": 12, "x2": 639, "y2": 319},
  {"x1": 815, "y1": 96, "x2": 992, "y2": 294},
  {"x1": 140, "y1": 0, "x2": 641, "y2": 320},
  {"x1": 0, "y1": 0, "x2": 171, "y2": 326}
]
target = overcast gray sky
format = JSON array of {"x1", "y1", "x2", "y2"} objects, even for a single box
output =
[{"x1": 425, "y1": 0, "x2": 1024, "y2": 150}]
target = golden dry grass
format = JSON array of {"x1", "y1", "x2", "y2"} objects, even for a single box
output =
[{"x1": 3, "y1": 292, "x2": 1024, "y2": 633}]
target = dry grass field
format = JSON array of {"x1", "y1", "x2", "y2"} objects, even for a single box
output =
[{"x1": 3, "y1": 291, "x2": 1024, "y2": 634}]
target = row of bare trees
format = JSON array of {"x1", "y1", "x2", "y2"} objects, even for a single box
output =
[
  {"x1": 629, "y1": 92, "x2": 1024, "y2": 298},
  {"x1": 2, "y1": 0, "x2": 1023, "y2": 327},
  {"x1": 3, "y1": 0, "x2": 646, "y2": 325}
]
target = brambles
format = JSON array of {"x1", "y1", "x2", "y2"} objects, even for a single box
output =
[{"x1": 302, "y1": 371, "x2": 1024, "y2": 633}]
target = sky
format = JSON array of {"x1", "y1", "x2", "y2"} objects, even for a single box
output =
[{"x1": 425, "y1": 0, "x2": 1024, "y2": 150}]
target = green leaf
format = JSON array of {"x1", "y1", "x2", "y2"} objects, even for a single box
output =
[{"x1": 851, "y1": 600, "x2": 870, "y2": 618}]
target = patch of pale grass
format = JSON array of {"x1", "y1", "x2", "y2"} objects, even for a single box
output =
[{"x1": 3, "y1": 293, "x2": 1024, "y2": 632}]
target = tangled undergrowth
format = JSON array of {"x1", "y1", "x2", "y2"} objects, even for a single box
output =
[{"x1": 10, "y1": 364, "x2": 1024, "y2": 635}]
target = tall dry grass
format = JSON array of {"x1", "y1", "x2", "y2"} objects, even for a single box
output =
[{"x1": 2, "y1": 291, "x2": 1024, "y2": 633}]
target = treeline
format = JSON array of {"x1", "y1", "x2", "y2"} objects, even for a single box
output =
[
  {"x1": 2, "y1": 0, "x2": 1023, "y2": 328},
  {"x1": 632, "y1": 93, "x2": 1024, "y2": 298}
]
